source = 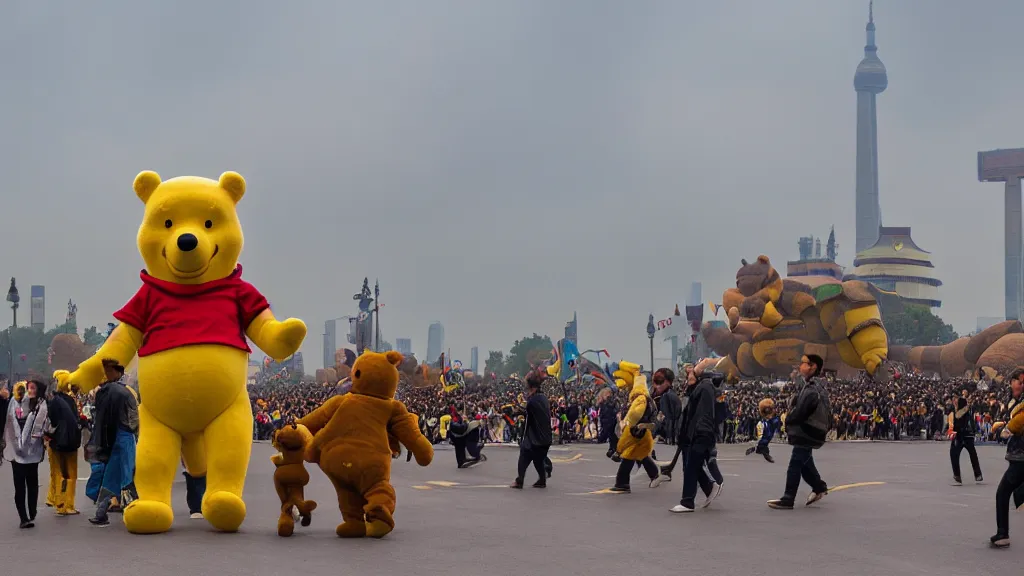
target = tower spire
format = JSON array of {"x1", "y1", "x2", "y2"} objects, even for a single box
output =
[{"x1": 865, "y1": 0, "x2": 877, "y2": 51}]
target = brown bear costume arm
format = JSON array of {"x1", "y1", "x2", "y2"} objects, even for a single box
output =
[
  {"x1": 1008, "y1": 406, "x2": 1024, "y2": 436},
  {"x1": 389, "y1": 400, "x2": 433, "y2": 466},
  {"x1": 297, "y1": 395, "x2": 345, "y2": 436}
]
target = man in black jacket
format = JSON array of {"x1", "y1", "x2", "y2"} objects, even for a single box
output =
[
  {"x1": 671, "y1": 371, "x2": 718, "y2": 513},
  {"x1": 47, "y1": 381, "x2": 83, "y2": 515},
  {"x1": 653, "y1": 369, "x2": 681, "y2": 446},
  {"x1": 511, "y1": 372, "x2": 552, "y2": 489},
  {"x1": 768, "y1": 354, "x2": 830, "y2": 510}
]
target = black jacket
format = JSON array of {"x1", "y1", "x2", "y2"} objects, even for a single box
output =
[
  {"x1": 521, "y1": 392, "x2": 552, "y2": 450},
  {"x1": 786, "y1": 377, "x2": 829, "y2": 449},
  {"x1": 679, "y1": 379, "x2": 716, "y2": 447},
  {"x1": 658, "y1": 389, "x2": 682, "y2": 438},
  {"x1": 91, "y1": 381, "x2": 135, "y2": 461},
  {"x1": 47, "y1": 393, "x2": 82, "y2": 453}
]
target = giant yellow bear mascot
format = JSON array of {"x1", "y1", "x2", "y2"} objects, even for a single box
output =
[
  {"x1": 55, "y1": 171, "x2": 306, "y2": 534},
  {"x1": 298, "y1": 350, "x2": 433, "y2": 539}
]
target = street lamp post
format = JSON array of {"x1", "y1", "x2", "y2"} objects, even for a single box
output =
[
  {"x1": 646, "y1": 314, "x2": 656, "y2": 377},
  {"x1": 6, "y1": 277, "x2": 19, "y2": 386}
]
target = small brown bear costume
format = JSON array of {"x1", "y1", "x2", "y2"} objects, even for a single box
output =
[
  {"x1": 271, "y1": 423, "x2": 317, "y2": 537},
  {"x1": 298, "y1": 350, "x2": 433, "y2": 539}
]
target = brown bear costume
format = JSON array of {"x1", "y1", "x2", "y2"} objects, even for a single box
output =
[
  {"x1": 298, "y1": 350, "x2": 433, "y2": 539},
  {"x1": 271, "y1": 423, "x2": 317, "y2": 537}
]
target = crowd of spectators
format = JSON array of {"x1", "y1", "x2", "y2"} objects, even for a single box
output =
[{"x1": 246, "y1": 362, "x2": 1019, "y2": 446}]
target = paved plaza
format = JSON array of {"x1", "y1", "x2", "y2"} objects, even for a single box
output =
[{"x1": 1, "y1": 440, "x2": 1021, "y2": 575}]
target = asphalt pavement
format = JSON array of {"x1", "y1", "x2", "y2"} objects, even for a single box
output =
[{"x1": 0, "y1": 440, "x2": 1020, "y2": 576}]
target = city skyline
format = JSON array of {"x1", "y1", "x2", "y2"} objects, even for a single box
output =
[{"x1": 3, "y1": 2, "x2": 1022, "y2": 368}]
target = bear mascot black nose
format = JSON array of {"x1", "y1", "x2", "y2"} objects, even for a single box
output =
[{"x1": 177, "y1": 233, "x2": 199, "y2": 252}]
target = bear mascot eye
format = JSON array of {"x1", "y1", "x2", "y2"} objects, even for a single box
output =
[
  {"x1": 205, "y1": 220, "x2": 213, "y2": 229},
  {"x1": 164, "y1": 219, "x2": 173, "y2": 228},
  {"x1": 354, "y1": 369, "x2": 361, "y2": 378}
]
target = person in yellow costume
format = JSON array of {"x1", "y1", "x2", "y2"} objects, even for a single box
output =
[
  {"x1": 54, "y1": 170, "x2": 306, "y2": 534},
  {"x1": 608, "y1": 362, "x2": 663, "y2": 493}
]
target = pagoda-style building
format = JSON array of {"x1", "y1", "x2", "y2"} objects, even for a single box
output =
[{"x1": 845, "y1": 226, "x2": 942, "y2": 308}]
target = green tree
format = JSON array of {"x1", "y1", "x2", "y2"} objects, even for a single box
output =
[
  {"x1": 484, "y1": 350, "x2": 506, "y2": 376},
  {"x1": 503, "y1": 333, "x2": 554, "y2": 376},
  {"x1": 83, "y1": 326, "x2": 106, "y2": 347},
  {"x1": 882, "y1": 304, "x2": 959, "y2": 346}
]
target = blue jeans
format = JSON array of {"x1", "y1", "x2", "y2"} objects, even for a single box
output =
[{"x1": 783, "y1": 444, "x2": 827, "y2": 502}]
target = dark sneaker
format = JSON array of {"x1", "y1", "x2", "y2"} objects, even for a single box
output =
[
  {"x1": 767, "y1": 499, "x2": 794, "y2": 510},
  {"x1": 953, "y1": 476, "x2": 962, "y2": 486},
  {"x1": 609, "y1": 486, "x2": 631, "y2": 494},
  {"x1": 975, "y1": 475, "x2": 984, "y2": 483},
  {"x1": 991, "y1": 534, "x2": 1010, "y2": 548},
  {"x1": 509, "y1": 481, "x2": 523, "y2": 490},
  {"x1": 806, "y1": 490, "x2": 827, "y2": 506},
  {"x1": 89, "y1": 517, "x2": 110, "y2": 526},
  {"x1": 532, "y1": 481, "x2": 546, "y2": 488},
  {"x1": 19, "y1": 521, "x2": 34, "y2": 529},
  {"x1": 610, "y1": 453, "x2": 622, "y2": 463},
  {"x1": 764, "y1": 454, "x2": 776, "y2": 463},
  {"x1": 745, "y1": 446, "x2": 756, "y2": 456}
]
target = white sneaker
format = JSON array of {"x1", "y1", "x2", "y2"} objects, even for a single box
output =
[
  {"x1": 805, "y1": 490, "x2": 827, "y2": 506},
  {"x1": 649, "y1": 474, "x2": 665, "y2": 489},
  {"x1": 669, "y1": 504, "x2": 694, "y2": 513},
  {"x1": 702, "y1": 482, "x2": 723, "y2": 509},
  {"x1": 189, "y1": 512, "x2": 204, "y2": 520}
]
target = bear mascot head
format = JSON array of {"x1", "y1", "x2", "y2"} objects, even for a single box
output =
[{"x1": 133, "y1": 170, "x2": 246, "y2": 285}]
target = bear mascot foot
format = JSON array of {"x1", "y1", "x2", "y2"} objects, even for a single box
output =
[
  {"x1": 365, "y1": 519, "x2": 393, "y2": 539},
  {"x1": 278, "y1": 511, "x2": 295, "y2": 537},
  {"x1": 365, "y1": 507, "x2": 395, "y2": 539},
  {"x1": 336, "y1": 520, "x2": 367, "y2": 538},
  {"x1": 203, "y1": 491, "x2": 247, "y2": 532},
  {"x1": 298, "y1": 500, "x2": 316, "y2": 527},
  {"x1": 123, "y1": 500, "x2": 174, "y2": 534}
]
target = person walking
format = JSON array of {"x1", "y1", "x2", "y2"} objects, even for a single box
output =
[
  {"x1": 670, "y1": 370, "x2": 719, "y2": 512},
  {"x1": 768, "y1": 354, "x2": 830, "y2": 510},
  {"x1": 47, "y1": 379, "x2": 83, "y2": 515},
  {"x1": 991, "y1": 367, "x2": 1024, "y2": 548},
  {"x1": 3, "y1": 380, "x2": 49, "y2": 528},
  {"x1": 88, "y1": 360, "x2": 139, "y2": 526},
  {"x1": 608, "y1": 366, "x2": 662, "y2": 494},
  {"x1": 949, "y1": 395, "x2": 982, "y2": 485},
  {"x1": 510, "y1": 372, "x2": 552, "y2": 489}
]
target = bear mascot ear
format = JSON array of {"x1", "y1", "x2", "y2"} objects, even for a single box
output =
[
  {"x1": 385, "y1": 350, "x2": 404, "y2": 367},
  {"x1": 218, "y1": 171, "x2": 246, "y2": 204},
  {"x1": 134, "y1": 171, "x2": 162, "y2": 203},
  {"x1": 757, "y1": 255, "x2": 770, "y2": 264}
]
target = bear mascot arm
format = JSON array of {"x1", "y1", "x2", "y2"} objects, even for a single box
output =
[
  {"x1": 53, "y1": 324, "x2": 144, "y2": 393},
  {"x1": 388, "y1": 402, "x2": 433, "y2": 466},
  {"x1": 296, "y1": 395, "x2": 347, "y2": 464}
]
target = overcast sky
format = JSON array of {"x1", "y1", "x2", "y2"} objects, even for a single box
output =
[{"x1": 2, "y1": 0, "x2": 1022, "y2": 369}]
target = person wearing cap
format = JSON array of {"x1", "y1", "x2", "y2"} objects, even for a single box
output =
[{"x1": 87, "y1": 359, "x2": 139, "y2": 526}]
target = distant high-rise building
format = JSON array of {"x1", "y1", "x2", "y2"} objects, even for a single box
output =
[
  {"x1": 323, "y1": 319, "x2": 337, "y2": 369},
  {"x1": 396, "y1": 338, "x2": 413, "y2": 357},
  {"x1": 30, "y1": 286, "x2": 44, "y2": 331},
  {"x1": 564, "y1": 312, "x2": 578, "y2": 346},
  {"x1": 854, "y1": 1, "x2": 887, "y2": 254},
  {"x1": 470, "y1": 346, "x2": 479, "y2": 373},
  {"x1": 426, "y1": 322, "x2": 444, "y2": 364}
]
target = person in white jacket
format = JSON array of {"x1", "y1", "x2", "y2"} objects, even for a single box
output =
[{"x1": 3, "y1": 380, "x2": 49, "y2": 529}]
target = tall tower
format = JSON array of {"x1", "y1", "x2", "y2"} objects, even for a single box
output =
[{"x1": 854, "y1": 1, "x2": 887, "y2": 254}]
